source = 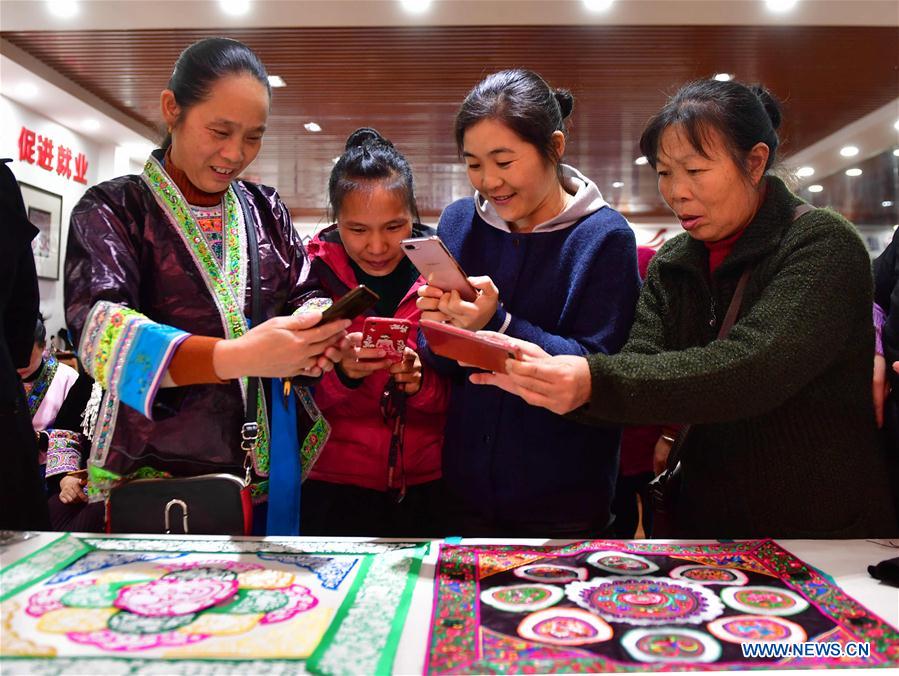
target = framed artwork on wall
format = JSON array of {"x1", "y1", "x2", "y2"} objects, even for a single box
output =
[{"x1": 19, "y1": 182, "x2": 63, "y2": 280}]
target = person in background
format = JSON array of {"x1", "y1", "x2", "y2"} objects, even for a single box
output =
[
  {"x1": 417, "y1": 69, "x2": 640, "y2": 537},
  {"x1": 64, "y1": 38, "x2": 348, "y2": 534},
  {"x1": 0, "y1": 158, "x2": 48, "y2": 531},
  {"x1": 473, "y1": 79, "x2": 898, "y2": 538},
  {"x1": 871, "y1": 228, "x2": 899, "y2": 518},
  {"x1": 301, "y1": 128, "x2": 448, "y2": 537},
  {"x1": 17, "y1": 315, "x2": 94, "y2": 502}
]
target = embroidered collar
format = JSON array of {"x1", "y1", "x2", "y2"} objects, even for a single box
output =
[
  {"x1": 27, "y1": 354, "x2": 58, "y2": 418},
  {"x1": 141, "y1": 151, "x2": 271, "y2": 476}
]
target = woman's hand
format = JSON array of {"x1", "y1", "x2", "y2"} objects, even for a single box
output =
[
  {"x1": 417, "y1": 277, "x2": 500, "y2": 331},
  {"x1": 59, "y1": 475, "x2": 87, "y2": 504},
  {"x1": 469, "y1": 337, "x2": 592, "y2": 415},
  {"x1": 212, "y1": 312, "x2": 350, "y2": 380},
  {"x1": 389, "y1": 347, "x2": 423, "y2": 395},
  {"x1": 336, "y1": 332, "x2": 393, "y2": 380}
]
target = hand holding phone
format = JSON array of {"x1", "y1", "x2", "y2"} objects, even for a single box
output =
[
  {"x1": 361, "y1": 317, "x2": 412, "y2": 362},
  {"x1": 317, "y1": 285, "x2": 380, "y2": 325},
  {"x1": 420, "y1": 319, "x2": 522, "y2": 373},
  {"x1": 402, "y1": 237, "x2": 478, "y2": 302}
]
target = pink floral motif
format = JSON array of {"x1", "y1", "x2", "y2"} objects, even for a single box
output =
[
  {"x1": 26, "y1": 580, "x2": 95, "y2": 617},
  {"x1": 259, "y1": 584, "x2": 318, "y2": 624},
  {"x1": 115, "y1": 578, "x2": 238, "y2": 617},
  {"x1": 66, "y1": 629, "x2": 209, "y2": 651}
]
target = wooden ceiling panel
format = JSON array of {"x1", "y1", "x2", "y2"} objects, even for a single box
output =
[{"x1": 3, "y1": 25, "x2": 897, "y2": 219}]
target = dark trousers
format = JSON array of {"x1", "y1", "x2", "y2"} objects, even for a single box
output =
[
  {"x1": 300, "y1": 478, "x2": 445, "y2": 538},
  {"x1": 610, "y1": 471, "x2": 655, "y2": 538}
]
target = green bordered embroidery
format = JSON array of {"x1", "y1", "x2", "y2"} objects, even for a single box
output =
[
  {"x1": 1, "y1": 535, "x2": 424, "y2": 674},
  {"x1": 0, "y1": 534, "x2": 94, "y2": 602}
]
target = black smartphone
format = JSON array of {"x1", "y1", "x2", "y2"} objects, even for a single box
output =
[{"x1": 317, "y1": 285, "x2": 380, "y2": 325}]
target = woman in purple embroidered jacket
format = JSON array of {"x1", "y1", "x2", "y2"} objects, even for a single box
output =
[{"x1": 64, "y1": 38, "x2": 348, "y2": 535}]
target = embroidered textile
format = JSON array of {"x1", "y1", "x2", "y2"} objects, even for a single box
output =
[
  {"x1": 191, "y1": 203, "x2": 225, "y2": 267},
  {"x1": 1, "y1": 534, "x2": 422, "y2": 675},
  {"x1": 426, "y1": 539, "x2": 899, "y2": 673},
  {"x1": 44, "y1": 431, "x2": 83, "y2": 477}
]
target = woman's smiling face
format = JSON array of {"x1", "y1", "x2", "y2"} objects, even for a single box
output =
[
  {"x1": 462, "y1": 118, "x2": 566, "y2": 232},
  {"x1": 163, "y1": 72, "x2": 269, "y2": 193}
]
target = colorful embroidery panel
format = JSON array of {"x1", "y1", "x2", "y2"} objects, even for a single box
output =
[
  {"x1": 44, "y1": 431, "x2": 82, "y2": 477},
  {"x1": 26, "y1": 355, "x2": 58, "y2": 418},
  {"x1": 1, "y1": 534, "x2": 423, "y2": 675},
  {"x1": 426, "y1": 539, "x2": 899, "y2": 673}
]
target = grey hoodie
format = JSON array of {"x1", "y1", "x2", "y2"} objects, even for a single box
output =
[{"x1": 474, "y1": 164, "x2": 609, "y2": 233}]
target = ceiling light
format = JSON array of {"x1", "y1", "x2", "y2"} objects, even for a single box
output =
[
  {"x1": 304, "y1": 122, "x2": 322, "y2": 133},
  {"x1": 635, "y1": 156, "x2": 649, "y2": 166},
  {"x1": 839, "y1": 145, "x2": 859, "y2": 157},
  {"x1": 267, "y1": 75, "x2": 286, "y2": 88},
  {"x1": 219, "y1": 0, "x2": 250, "y2": 15},
  {"x1": 713, "y1": 73, "x2": 733, "y2": 82},
  {"x1": 46, "y1": 0, "x2": 78, "y2": 18},
  {"x1": 894, "y1": 118, "x2": 899, "y2": 131},
  {"x1": 15, "y1": 83, "x2": 38, "y2": 99},
  {"x1": 82, "y1": 118, "x2": 100, "y2": 131},
  {"x1": 808, "y1": 184, "x2": 824, "y2": 193},
  {"x1": 894, "y1": 149, "x2": 899, "y2": 157},
  {"x1": 583, "y1": 0, "x2": 615, "y2": 10},
  {"x1": 884, "y1": 201, "x2": 895, "y2": 208},
  {"x1": 400, "y1": 0, "x2": 431, "y2": 12},
  {"x1": 332, "y1": 156, "x2": 341, "y2": 164},
  {"x1": 796, "y1": 166, "x2": 815, "y2": 178},
  {"x1": 845, "y1": 168, "x2": 863, "y2": 177},
  {"x1": 765, "y1": 0, "x2": 798, "y2": 12},
  {"x1": 612, "y1": 181, "x2": 624, "y2": 188}
]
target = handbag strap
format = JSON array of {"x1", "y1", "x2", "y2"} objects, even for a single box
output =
[
  {"x1": 232, "y1": 181, "x2": 263, "y2": 483},
  {"x1": 664, "y1": 201, "x2": 815, "y2": 472}
]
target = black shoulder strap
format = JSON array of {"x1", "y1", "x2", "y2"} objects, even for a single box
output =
[
  {"x1": 232, "y1": 181, "x2": 263, "y2": 472},
  {"x1": 664, "y1": 201, "x2": 817, "y2": 472}
]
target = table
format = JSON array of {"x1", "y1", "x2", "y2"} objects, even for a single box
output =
[{"x1": 2, "y1": 533, "x2": 897, "y2": 674}]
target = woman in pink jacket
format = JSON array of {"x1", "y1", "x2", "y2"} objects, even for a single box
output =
[{"x1": 300, "y1": 128, "x2": 449, "y2": 536}]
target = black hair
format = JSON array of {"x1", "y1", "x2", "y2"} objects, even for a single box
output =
[
  {"x1": 454, "y1": 69, "x2": 574, "y2": 169},
  {"x1": 34, "y1": 314, "x2": 46, "y2": 347},
  {"x1": 639, "y1": 79, "x2": 782, "y2": 177},
  {"x1": 328, "y1": 127, "x2": 419, "y2": 223},
  {"x1": 161, "y1": 37, "x2": 270, "y2": 150}
]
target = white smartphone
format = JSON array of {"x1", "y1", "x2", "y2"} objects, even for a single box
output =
[{"x1": 401, "y1": 236, "x2": 478, "y2": 302}]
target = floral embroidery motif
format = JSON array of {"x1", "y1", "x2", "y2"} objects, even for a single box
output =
[
  {"x1": 44, "y1": 431, "x2": 82, "y2": 477},
  {"x1": 26, "y1": 355, "x2": 58, "y2": 418}
]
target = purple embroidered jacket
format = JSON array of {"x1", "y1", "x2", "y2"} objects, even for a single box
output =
[{"x1": 64, "y1": 171, "x2": 320, "y2": 479}]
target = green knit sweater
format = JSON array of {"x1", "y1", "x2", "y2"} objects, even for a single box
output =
[{"x1": 579, "y1": 176, "x2": 897, "y2": 538}]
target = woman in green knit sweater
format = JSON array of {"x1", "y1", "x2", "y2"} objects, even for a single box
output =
[{"x1": 472, "y1": 79, "x2": 897, "y2": 539}]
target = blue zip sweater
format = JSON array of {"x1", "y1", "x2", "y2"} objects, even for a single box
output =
[{"x1": 419, "y1": 197, "x2": 640, "y2": 529}]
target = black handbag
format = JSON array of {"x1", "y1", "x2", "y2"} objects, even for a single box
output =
[
  {"x1": 648, "y1": 203, "x2": 815, "y2": 537},
  {"x1": 105, "y1": 181, "x2": 263, "y2": 535}
]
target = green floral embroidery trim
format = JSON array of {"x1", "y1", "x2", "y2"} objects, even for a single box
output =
[{"x1": 142, "y1": 157, "x2": 270, "y2": 475}]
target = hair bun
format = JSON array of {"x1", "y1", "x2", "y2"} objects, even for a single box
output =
[
  {"x1": 750, "y1": 85, "x2": 782, "y2": 131},
  {"x1": 554, "y1": 89, "x2": 575, "y2": 119},
  {"x1": 345, "y1": 127, "x2": 393, "y2": 151}
]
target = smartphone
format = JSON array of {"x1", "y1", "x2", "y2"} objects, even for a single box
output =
[
  {"x1": 318, "y1": 285, "x2": 380, "y2": 325},
  {"x1": 419, "y1": 319, "x2": 521, "y2": 373},
  {"x1": 401, "y1": 236, "x2": 478, "y2": 302},
  {"x1": 361, "y1": 317, "x2": 412, "y2": 362}
]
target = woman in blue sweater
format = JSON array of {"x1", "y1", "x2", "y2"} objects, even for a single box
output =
[{"x1": 418, "y1": 69, "x2": 640, "y2": 536}]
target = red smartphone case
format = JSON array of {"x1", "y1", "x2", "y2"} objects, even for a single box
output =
[
  {"x1": 362, "y1": 317, "x2": 412, "y2": 361},
  {"x1": 420, "y1": 319, "x2": 521, "y2": 373}
]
